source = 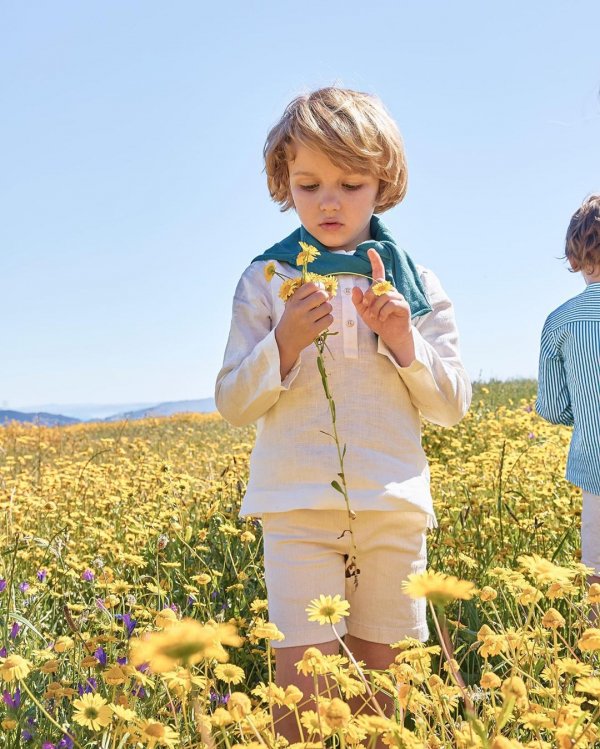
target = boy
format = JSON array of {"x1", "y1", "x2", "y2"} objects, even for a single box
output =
[
  {"x1": 536, "y1": 194, "x2": 600, "y2": 586},
  {"x1": 216, "y1": 87, "x2": 471, "y2": 737}
]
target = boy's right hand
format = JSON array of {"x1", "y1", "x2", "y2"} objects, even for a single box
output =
[{"x1": 275, "y1": 282, "x2": 333, "y2": 378}]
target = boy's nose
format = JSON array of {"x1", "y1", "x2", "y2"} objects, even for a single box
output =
[{"x1": 319, "y1": 190, "x2": 341, "y2": 212}]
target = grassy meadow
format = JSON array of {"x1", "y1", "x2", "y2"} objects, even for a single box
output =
[{"x1": 1, "y1": 379, "x2": 600, "y2": 749}]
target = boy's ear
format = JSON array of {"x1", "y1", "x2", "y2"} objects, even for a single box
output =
[{"x1": 567, "y1": 255, "x2": 579, "y2": 272}]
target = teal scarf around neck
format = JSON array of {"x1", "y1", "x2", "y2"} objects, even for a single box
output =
[{"x1": 252, "y1": 215, "x2": 431, "y2": 318}]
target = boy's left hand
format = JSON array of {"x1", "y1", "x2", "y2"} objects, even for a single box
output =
[{"x1": 352, "y1": 248, "x2": 415, "y2": 363}]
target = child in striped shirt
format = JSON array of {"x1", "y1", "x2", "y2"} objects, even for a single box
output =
[{"x1": 536, "y1": 194, "x2": 600, "y2": 586}]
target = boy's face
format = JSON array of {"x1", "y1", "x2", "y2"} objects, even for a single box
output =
[{"x1": 288, "y1": 142, "x2": 379, "y2": 252}]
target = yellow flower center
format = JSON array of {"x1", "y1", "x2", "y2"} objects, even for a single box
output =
[{"x1": 145, "y1": 723, "x2": 165, "y2": 738}]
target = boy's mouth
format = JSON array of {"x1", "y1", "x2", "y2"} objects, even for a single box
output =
[{"x1": 319, "y1": 221, "x2": 343, "y2": 230}]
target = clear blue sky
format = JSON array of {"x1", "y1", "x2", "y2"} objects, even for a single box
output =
[{"x1": 2, "y1": 1, "x2": 599, "y2": 410}]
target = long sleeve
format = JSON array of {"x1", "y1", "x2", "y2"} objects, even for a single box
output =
[
  {"x1": 535, "y1": 322, "x2": 574, "y2": 426},
  {"x1": 215, "y1": 264, "x2": 300, "y2": 427},
  {"x1": 378, "y1": 268, "x2": 471, "y2": 427}
]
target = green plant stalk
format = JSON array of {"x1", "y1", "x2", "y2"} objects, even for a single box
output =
[
  {"x1": 428, "y1": 600, "x2": 473, "y2": 714},
  {"x1": 314, "y1": 334, "x2": 360, "y2": 587},
  {"x1": 330, "y1": 622, "x2": 386, "y2": 719}
]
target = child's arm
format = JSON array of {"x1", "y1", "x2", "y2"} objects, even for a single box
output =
[
  {"x1": 535, "y1": 321, "x2": 574, "y2": 426},
  {"x1": 215, "y1": 264, "x2": 289, "y2": 427},
  {"x1": 353, "y1": 251, "x2": 471, "y2": 427},
  {"x1": 215, "y1": 263, "x2": 332, "y2": 427}
]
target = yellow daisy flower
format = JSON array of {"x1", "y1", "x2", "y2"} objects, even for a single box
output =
[
  {"x1": 479, "y1": 586, "x2": 498, "y2": 602},
  {"x1": 296, "y1": 241, "x2": 320, "y2": 265},
  {"x1": 371, "y1": 280, "x2": 394, "y2": 296},
  {"x1": 138, "y1": 719, "x2": 179, "y2": 747},
  {"x1": 517, "y1": 554, "x2": 575, "y2": 585},
  {"x1": 0, "y1": 654, "x2": 32, "y2": 682},
  {"x1": 264, "y1": 261, "x2": 277, "y2": 282},
  {"x1": 214, "y1": 663, "x2": 245, "y2": 685},
  {"x1": 228, "y1": 692, "x2": 252, "y2": 720},
  {"x1": 104, "y1": 665, "x2": 128, "y2": 685},
  {"x1": 402, "y1": 570, "x2": 476, "y2": 607},
  {"x1": 500, "y1": 676, "x2": 528, "y2": 710},
  {"x1": 306, "y1": 594, "x2": 350, "y2": 625},
  {"x1": 110, "y1": 703, "x2": 137, "y2": 722},
  {"x1": 319, "y1": 697, "x2": 351, "y2": 730},
  {"x1": 250, "y1": 620, "x2": 285, "y2": 642},
  {"x1": 129, "y1": 619, "x2": 242, "y2": 672},
  {"x1": 72, "y1": 692, "x2": 112, "y2": 731},
  {"x1": 578, "y1": 628, "x2": 600, "y2": 651},
  {"x1": 279, "y1": 277, "x2": 303, "y2": 302},
  {"x1": 541, "y1": 608, "x2": 566, "y2": 629},
  {"x1": 322, "y1": 275, "x2": 339, "y2": 297},
  {"x1": 574, "y1": 676, "x2": 600, "y2": 700},
  {"x1": 586, "y1": 583, "x2": 600, "y2": 604},
  {"x1": 480, "y1": 672, "x2": 502, "y2": 689},
  {"x1": 155, "y1": 608, "x2": 179, "y2": 629}
]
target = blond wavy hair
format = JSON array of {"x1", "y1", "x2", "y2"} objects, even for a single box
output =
[
  {"x1": 565, "y1": 194, "x2": 600, "y2": 274},
  {"x1": 264, "y1": 87, "x2": 408, "y2": 213}
]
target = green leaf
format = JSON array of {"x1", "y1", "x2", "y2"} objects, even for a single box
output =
[{"x1": 331, "y1": 480, "x2": 344, "y2": 494}]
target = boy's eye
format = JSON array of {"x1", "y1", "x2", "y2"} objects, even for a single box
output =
[
  {"x1": 342, "y1": 183, "x2": 362, "y2": 191},
  {"x1": 299, "y1": 184, "x2": 319, "y2": 191}
]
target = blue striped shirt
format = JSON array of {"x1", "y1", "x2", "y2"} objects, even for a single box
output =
[{"x1": 536, "y1": 282, "x2": 600, "y2": 494}]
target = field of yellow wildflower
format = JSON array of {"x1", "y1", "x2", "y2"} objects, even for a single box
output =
[{"x1": 1, "y1": 380, "x2": 600, "y2": 749}]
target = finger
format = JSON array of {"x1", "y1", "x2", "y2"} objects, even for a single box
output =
[
  {"x1": 300, "y1": 288, "x2": 330, "y2": 311},
  {"x1": 351, "y1": 287, "x2": 364, "y2": 307},
  {"x1": 367, "y1": 248, "x2": 386, "y2": 282},
  {"x1": 309, "y1": 301, "x2": 333, "y2": 322},
  {"x1": 379, "y1": 298, "x2": 409, "y2": 322},
  {"x1": 294, "y1": 281, "x2": 323, "y2": 300},
  {"x1": 314, "y1": 312, "x2": 334, "y2": 334},
  {"x1": 368, "y1": 295, "x2": 391, "y2": 318}
]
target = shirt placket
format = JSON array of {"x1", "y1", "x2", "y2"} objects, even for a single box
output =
[{"x1": 341, "y1": 275, "x2": 358, "y2": 359}]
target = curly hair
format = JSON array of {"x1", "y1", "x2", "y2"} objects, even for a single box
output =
[{"x1": 565, "y1": 194, "x2": 600, "y2": 274}]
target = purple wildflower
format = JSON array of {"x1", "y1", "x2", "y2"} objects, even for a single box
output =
[
  {"x1": 0, "y1": 647, "x2": 7, "y2": 658},
  {"x1": 81, "y1": 569, "x2": 94, "y2": 582},
  {"x1": 58, "y1": 736, "x2": 74, "y2": 749},
  {"x1": 19, "y1": 581, "x2": 30, "y2": 594},
  {"x1": 37, "y1": 569, "x2": 48, "y2": 582},
  {"x1": 2, "y1": 688, "x2": 21, "y2": 709},
  {"x1": 210, "y1": 688, "x2": 229, "y2": 704},
  {"x1": 115, "y1": 613, "x2": 137, "y2": 638},
  {"x1": 94, "y1": 647, "x2": 107, "y2": 666},
  {"x1": 43, "y1": 743, "x2": 56, "y2": 749},
  {"x1": 9, "y1": 622, "x2": 20, "y2": 639},
  {"x1": 77, "y1": 677, "x2": 98, "y2": 695},
  {"x1": 0, "y1": 579, "x2": 6, "y2": 593}
]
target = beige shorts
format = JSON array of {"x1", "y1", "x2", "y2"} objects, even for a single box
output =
[
  {"x1": 582, "y1": 491, "x2": 600, "y2": 575},
  {"x1": 262, "y1": 509, "x2": 429, "y2": 648}
]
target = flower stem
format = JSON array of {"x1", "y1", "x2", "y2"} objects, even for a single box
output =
[
  {"x1": 428, "y1": 601, "x2": 473, "y2": 714},
  {"x1": 314, "y1": 336, "x2": 360, "y2": 588},
  {"x1": 331, "y1": 624, "x2": 387, "y2": 719}
]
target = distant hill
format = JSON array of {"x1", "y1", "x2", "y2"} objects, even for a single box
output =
[
  {"x1": 104, "y1": 398, "x2": 217, "y2": 422},
  {"x1": 1, "y1": 399, "x2": 217, "y2": 427},
  {"x1": 0, "y1": 410, "x2": 80, "y2": 426},
  {"x1": 14, "y1": 401, "x2": 158, "y2": 421}
]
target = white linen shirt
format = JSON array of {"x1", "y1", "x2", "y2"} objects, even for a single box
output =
[{"x1": 215, "y1": 256, "x2": 471, "y2": 524}]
